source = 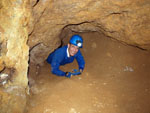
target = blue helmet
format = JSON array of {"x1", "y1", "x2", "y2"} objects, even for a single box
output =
[{"x1": 69, "y1": 35, "x2": 83, "y2": 48}]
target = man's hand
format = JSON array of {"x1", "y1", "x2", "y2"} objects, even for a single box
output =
[
  {"x1": 65, "y1": 72, "x2": 72, "y2": 78},
  {"x1": 65, "y1": 69, "x2": 83, "y2": 78},
  {"x1": 71, "y1": 69, "x2": 81, "y2": 75}
]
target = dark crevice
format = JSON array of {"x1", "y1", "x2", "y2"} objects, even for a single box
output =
[
  {"x1": 28, "y1": 29, "x2": 34, "y2": 37},
  {"x1": 59, "y1": 21, "x2": 95, "y2": 45},
  {"x1": 33, "y1": 0, "x2": 40, "y2": 7},
  {"x1": 60, "y1": 21, "x2": 95, "y2": 35},
  {"x1": 0, "y1": 42, "x2": 2, "y2": 56},
  {"x1": 0, "y1": 67, "x2": 15, "y2": 84},
  {"x1": 61, "y1": 21, "x2": 94, "y2": 31},
  {"x1": 107, "y1": 10, "x2": 129, "y2": 17},
  {"x1": 133, "y1": 45, "x2": 147, "y2": 51},
  {"x1": 110, "y1": 12, "x2": 122, "y2": 15},
  {"x1": 29, "y1": 42, "x2": 42, "y2": 52}
]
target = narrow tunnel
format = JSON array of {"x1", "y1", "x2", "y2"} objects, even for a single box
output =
[
  {"x1": 0, "y1": 0, "x2": 150, "y2": 113},
  {"x1": 25, "y1": 30, "x2": 150, "y2": 113}
]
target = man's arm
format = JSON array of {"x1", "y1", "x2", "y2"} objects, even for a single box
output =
[
  {"x1": 50, "y1": 49, "x2": 66, "y2": 76},
  {"x1": 51, "y1": 62, "x2": 66, "y2": 76}
]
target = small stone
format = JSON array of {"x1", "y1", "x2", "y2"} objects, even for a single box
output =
[
  {"x1": 2, "y1": 80, "x2": 7, "y2": 85},
  {"x1": 0, "y1": 73, "x2": 8, "y2": 80}
]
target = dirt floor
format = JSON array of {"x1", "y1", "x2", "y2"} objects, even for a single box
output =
[{"x1": 25, "y1": 32, "x2": 150, "y2": 113}]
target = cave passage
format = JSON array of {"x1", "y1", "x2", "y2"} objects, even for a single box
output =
[{"x1": 25, "y1": 32, "x2": 150, "y2": 113}]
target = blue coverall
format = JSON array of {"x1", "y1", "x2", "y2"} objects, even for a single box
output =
[{"x1": 46, "y1": 45, "x2": 85, "y2": 76}]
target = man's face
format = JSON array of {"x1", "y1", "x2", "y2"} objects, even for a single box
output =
[{"x1": 68, "y1": 44, "x2": 79, "y2": 56}]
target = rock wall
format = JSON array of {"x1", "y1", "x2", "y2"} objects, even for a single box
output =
[
  {"x1": 0, "y1": 0, "x2": 30, "y2": 86},
  {"x1": 0, "y1": 0, "x2": 30, "y2": 112},
  {"x1": 1, "y1": 0, "x2": 149, "y2": 85},
  {"x1": 28, "y1": 0, "x2": 150, "y2": 65},
  {"x1": 0, "y1": 0, "x2": 150, "y2": 112}
]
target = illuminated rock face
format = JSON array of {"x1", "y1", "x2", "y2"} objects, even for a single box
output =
[
  {"x1": 0, "y1": 0, "x2": 30, "y2": 112},
  {"x1": 28, "y1": 0, "x2": 150, "y2": 65},
  {"x1": 0, "y1": 0, "x2": 30, "y2": 86}
]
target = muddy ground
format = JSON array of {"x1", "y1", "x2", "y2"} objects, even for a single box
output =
[{"x1": 25, "y1": 32, "x2": 150, "y2": 113}]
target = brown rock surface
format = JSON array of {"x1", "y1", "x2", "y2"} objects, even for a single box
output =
[
  {"x1": 28, "y1": 0, "x2": 150, "y2": 65},
  {"x1": 0, "y1": 0, "x2": 30, "y2": 112},
  {"x1": 0, "y1": 0, "x2": 150, "y2": 113},
  {"x1": 0, "y1": 0, "x2": 30, "y2": 86}
]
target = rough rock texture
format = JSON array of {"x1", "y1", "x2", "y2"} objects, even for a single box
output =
[
  {"x1": 28, "y1": 0, "x2": 150, "y2": 65},
  {"x1": 0, "y1": 86, "x2": 27, "y2": 113},
  {"x1": 0, "y1": 0, "x2": 30, "y2": 112},
  {"x1": 0, "y1": 0, "x2": 30, "y2": 86},
  {"x1": 0, "y1": 0, "x2": 150, "y2": 112}
]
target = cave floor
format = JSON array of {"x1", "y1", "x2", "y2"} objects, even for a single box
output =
[{"x1": 25, "y1": 32, "x2": 150, "y2": 113}]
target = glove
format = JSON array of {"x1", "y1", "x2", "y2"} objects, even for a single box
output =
[
  {"x1": 71, "y1": 69, "x2": 81, "y2": 76},
  {"x1": 65, "y1": 72, "x2": 72, "y2": 78}
]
